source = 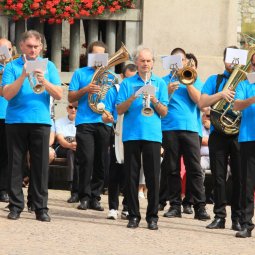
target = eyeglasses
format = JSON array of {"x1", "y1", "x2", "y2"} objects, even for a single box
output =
[{"x1": 68, "y1": 105, "x2": 77, "y2": 110}]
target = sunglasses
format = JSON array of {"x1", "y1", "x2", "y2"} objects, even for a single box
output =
[{"x1": 68, "y1": 105, "x2": 77, "y2": 110}]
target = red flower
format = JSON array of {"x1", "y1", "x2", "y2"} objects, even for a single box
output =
[
  {"x1": 48, "y1": 18, "x2": 55, "y2": 24},
  {"x1": 40, "y1": 9, "x2": 47, "y2": 16},
  {"x1": 16, "y1": 2, "x2": 23, "y2": 10},
  {"x1": 50, "y1": 8, "x2": 56, "y2": 14},
  {"x1": 30, "y1": 3, "x2": 40, "y2": 10},
  {"x1": 109, "y1": 7, "x2": 116, "y2": 13},
  {"x1": 97, "y1": 5, "x2": 104, "y2": 14}
]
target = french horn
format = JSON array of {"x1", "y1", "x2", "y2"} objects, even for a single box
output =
[{"x1": 88, "y1": 43, "x2": 131, "y2": 114}]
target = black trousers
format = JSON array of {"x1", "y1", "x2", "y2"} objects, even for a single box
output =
[
  {"x1": 239, "y1": 142, "x2": 255, "y2": 230},
  {"x1": 6, "y1": 124, "x2": 50, "y2": 213},
  {"x1": 124, "y1": 140, "x2": 161, "y2": 223},
  {"x1": 56, "y1": 146, "x2": 79, "y2": 193},
  {"x1": 182, "y1": 136, "x2": 203, "y2": 206},
  {"x1": 161, "y1": 131, "x2": 206, "y2": 209},
  {"x1": 209, "y1": 131, "x2": 241, "y2": 220},
  {"x1": 0, "y1": 119, "x2": 8, "y2": 193},
  {"x1": 108, "y1": 130, "x2": 127, "y2": 210},
  {"x1": 76, "y1": 123, "x2": 111, "y2": 201}
]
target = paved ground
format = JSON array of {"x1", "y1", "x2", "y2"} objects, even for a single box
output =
[{"x1": 0, "y1": 189, "x2": 254, "y2": 255}]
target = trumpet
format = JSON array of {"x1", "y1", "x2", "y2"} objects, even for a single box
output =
[
  {"x1": 28, "y1": 72, "x2": 45, "y2": 94},
  {"x1": 141, "y1": 93, "x2": 154, "y2": 117}
]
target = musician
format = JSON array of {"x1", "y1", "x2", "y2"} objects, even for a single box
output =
[
  {"x1": 233, "y1": 53, "x2": 255, "y2": 238},
  {"x1": 0, "y1": 38, "x2": 12, "y2": 203},
  {"x1": 1, "y1": 30, "x2": 62, "y2": 222},
  {"x1": 55, "y1": 103, "x2": 79, "y2": 203},
  {"x1": 102, "y1": 64, "x2": 137, "y2": 220},
  {"x1": 116, "y1": 46, "x2": 168, "y2": 230},
  {"x1": 68, "y1": 41, "x2": 111, "y2": 211},
  {"x1": 161, "y1": 48, "x2": 210, "y2": 221},
  {"x1": 199, "y1": 46, "x2": 242, "y2": 231}
]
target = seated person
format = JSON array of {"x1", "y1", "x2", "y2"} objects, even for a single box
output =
[{"x1": 55, "y1": 103, "x2": 78, "y2": 203}]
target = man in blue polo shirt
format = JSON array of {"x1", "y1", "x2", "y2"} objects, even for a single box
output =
[
  {"x1": 1, "y1": 30, "x2": 62, "y2": 222},
  {"x1": 68, "y1": 41, "x2": 111, "y2": 212},
  {"x1": 199, "y1": 46, "x2": 242, "y2": 231},
  {"x1": 0, "y1": 38, "x2": 13, "y2": 203},
  {"x1": 233, "y1": 52, "x2": 255, "y2": 238},
  {"x1": 116, "y1": 46, "x2": 168, "y2": 230},
  {"x1": 161, "y1": 48, "x2": 210, "y2": 221}
]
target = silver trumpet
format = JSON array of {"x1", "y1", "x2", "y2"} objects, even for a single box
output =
[
  {"x1": 28, "y1": 72, "x2": 45, "y2": 94},
  {"x1": 141, "y1": 93, "x2": 154, "y2": 117}
]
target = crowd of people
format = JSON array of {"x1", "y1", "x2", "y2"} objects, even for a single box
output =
[{"x1": 0, "y1": 30, "x2": 255, "y2": 238}]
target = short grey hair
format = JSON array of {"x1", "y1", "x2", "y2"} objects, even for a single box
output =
[
  {"x1": 20, "y1": 30, "x2": 44, "y2": 45},
  {"x1": 132, "y1": 45, "x2": 155, "y2": 62}
]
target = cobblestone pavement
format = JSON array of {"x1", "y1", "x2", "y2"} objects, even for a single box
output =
[{"x1": 0, "y1": 189, "x2": 254, "y2": 255}]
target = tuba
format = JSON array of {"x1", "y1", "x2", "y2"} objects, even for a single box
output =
[
  {"x1": 210, "y1": 45, "x2": 255, "y2": 135},
  {"x1": 88, "y1": 43, "x2": 131, "y2": 114}
]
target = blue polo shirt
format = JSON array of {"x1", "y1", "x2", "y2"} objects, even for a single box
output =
[
  {"x1": 161, "y1": 73, "x2": 203, "y2": 132},
  {"x1": 201, "y1": 70, "x2": 231, "y2": 133},
  {"x1": 235, "y1": 79, "x2": 255, "y2": 142},
  {"x1": 1, "y1": 56, "x2": 61, "y2": 125},
  {"x1": 116, "y1": 73, "x2": 168, "y2": 143},
  {"x1": 104, "y1": 85, "x2": 118, "y2": 122},
  {"x1": 69, "y1": 66, "x2": 113, "y2": 126},
  {"x1": 0, "y1": 65, "x2": 8, "y2": 119}
]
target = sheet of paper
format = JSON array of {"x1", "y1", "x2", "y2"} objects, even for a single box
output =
[
  {"x1": 161, "y1": 54, "x2": 183, "y2": 70},
  {"x1": 0, "y1": 45, "x2": 12, "y2": 60},
  {"x1": 26, "y1": 58, "x2": 48, "y2": 73},
  {"x1": 225, "y1": 48, "x2": 248, "y2": 66},
  {"x1": 135, "y1": 84, "x2": 156, "y2": 97},
  {"x1": 247, "y1": 72, "x2": 255, "y2": 84},
  {"x1": 88, "y1": 53, "x2": 108, "y2": 67}
]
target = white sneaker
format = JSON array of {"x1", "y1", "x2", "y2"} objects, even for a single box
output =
[
  {"x1": 107, "y1": 209, "x2": 118, "y2": 220},
  {"x1": 138, "y1": 191, "x2": 145, "y2": 199},
  {"x1": 121, "y1": 210, "x2": 129, "y2": 220}
]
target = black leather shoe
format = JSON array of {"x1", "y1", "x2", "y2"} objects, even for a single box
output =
[
  {"x1": 36, "y1": 212, "x2": 51, "y2": 222},
  {"x1": 7, "y1": 211, "x2": 20, "y2": 220},
  {"x1": 148, "y1": 221, "x2": 158, "y2": 230},
  {"x1": 127, "y1": 217, "x2": 140, "y2": 229},
  {"x1": 194, "y1": 207, "x2": 210, "y2": 221},
  {"x1": 183, "y1": 204, "x2": 193, "y2": 214},
  {"x1": 163, "y1": 207, "x2": 181, "y2": 218},
  {"x1": 236, "y1": 228, "x2": 252, "y2": 238},
  {"x1": 77, "y1": 200, "x2": 89, "y2": 210},
  {"x1": 206, "y1": 218, "x2": 225, "y2": 229},
  {"x1": 67, "y1": 193, "x2": 79, "y2": 203},
  {"x1": 0, "y1": 192, "x2": 9, "y2": 203},
  {"x1": 158, "y1": 203, "x2": 166, "y2": 211},
  {"x1": 232, "y1": 221, "x2": 242, "y2": 231},
  {"x1": 90, "y1": 199, "x2": 104, "y2": 211}
]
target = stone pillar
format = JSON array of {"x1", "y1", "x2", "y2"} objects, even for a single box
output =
[
  {"x1": 125, "y1": 21, "x2": 141, "y2": 57},
  {"x1": 87, "y1": 20, "x2": 99, "y2": 45},
  {"x1": 15, "y1": 20, "x2": 26, "y2": 53},
  {"x1": 51, "y1": 24, "x2": 62, "y2": 71},
  {"x1": 69, "y1": 20, "x2": 80, "y2": 71},
  {"x1": 0, "y1": 14, "x2": 9, "y2": 38},
  {"x1": 106, "y1": 21, "x2": 116, "y2": 55}
]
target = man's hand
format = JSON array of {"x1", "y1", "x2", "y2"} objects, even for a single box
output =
[
  {"x1": 102, "y1": 112, "x2": 114, "y2": 123},
  {"x1": 87, "y1": 83, "x2": 101, "y2": 94},
  {"x1": 168, "y1": 81, "x2": 179, "y2": 94},
  {"x1": 69, "y1": 141, "x2": 77, "y2": 151},
  {"x1": 220, "y1": 89, "x2": 235, "y2": 102}
]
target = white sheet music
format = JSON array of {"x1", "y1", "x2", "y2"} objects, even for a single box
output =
[
  {"x1": 88, "y1": 53, "x2": 108, "y2": 67},
  {"x1": 0, "y1": 45, "x2": 12, "y2": 60},
  {"x1": 26, "y1": 58, "x2": 48, "y2": 73},
  {"x1": 161, "y1": 54, "x2": 183, "y2": 70},
  {"x1": 247, "y1": 72, "x2": 255, "y2": 84},
  {"x1": 225, "y1": 48, "x2": 248, "y2": 66},
  {"x1": 135, "y1": 84, "x2": 156, "y2": 97}
]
